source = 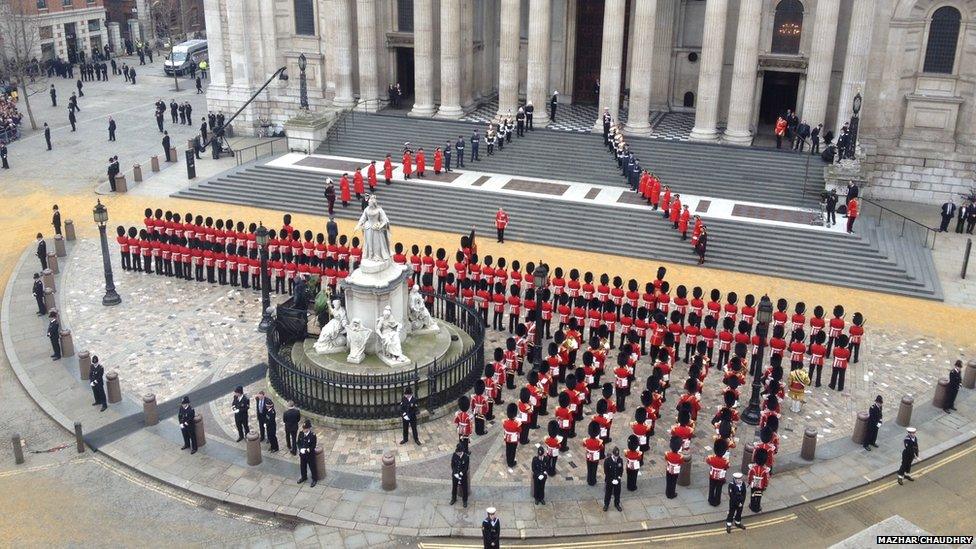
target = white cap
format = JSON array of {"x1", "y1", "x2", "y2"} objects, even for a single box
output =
[
  {"x1": 732, "y1": 472, "x2": 743, "y2": 479},
  {"x1": 907, "y1": 427, "x2": 917, "y2": 433},
  {"x1": 486, "y1": 507, "x2": 496, "y2": 514}
]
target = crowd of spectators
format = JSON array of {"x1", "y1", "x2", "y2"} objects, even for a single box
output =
[{"x1": 0, "y1": 86, "x2": 23, "y2": 143}]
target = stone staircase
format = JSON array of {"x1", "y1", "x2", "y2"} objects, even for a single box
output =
[
  {"x1": 317, "y1": 113, "x2": 823, "y2": 208},
  {"x1": 174, "y1": 164, "x2": 942, "y2": 300}
]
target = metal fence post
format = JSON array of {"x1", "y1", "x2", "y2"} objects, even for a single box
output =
[{"x1": 962, "y1": 238, "x2": 972, "y2": 279}]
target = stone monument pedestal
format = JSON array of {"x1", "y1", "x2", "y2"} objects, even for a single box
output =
[
  {"x1": 340, "y1": 258, "x2": 412, "y2": 366},
  {"x1": 284, "y1": 111, "x2": 340, "y2": 154}
]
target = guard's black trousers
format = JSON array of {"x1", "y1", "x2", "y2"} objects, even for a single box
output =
[
  {"x1": 626, "y1": 469, "x2": 638, "y2": 491},
  {"x1": 708, "y1": 478, "x2": 724, "y2": 506},
  {"x1": 749, "y1": 488, "x2": 764, "y2": 512},
  {"x1": 505, "y1": 441, "x2": 517, "y2": 467},
  {"x1": 665, "y1": 472, "x2": 678, "y2": 499},
  {"x1": 586, "y1": 461, "x2": 598, "y2": 485}
]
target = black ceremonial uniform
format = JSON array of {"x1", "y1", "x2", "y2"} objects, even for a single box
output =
[
  {"x1": 297, "y1": 429, "x2": 319, "y2": 484},
  {"x1": 232, "y1": 392, "x2": 250, "y2": 440},
  {"x1": 89, "y1": 361, "x2": 107, "y2": 409},
  {"x1": 178, "y1": 403, "x2": 198, "y2": 452},
  {"x1": 450, "y1": 450, "x2": 470, "y2": 506}
]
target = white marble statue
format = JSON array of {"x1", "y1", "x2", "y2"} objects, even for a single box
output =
[
  {"x1": 346, "y1": 318, "x2": 372, "y2": 364},
  {"x1": 408, "y1": 285, "x2": 439, "y2": 333},
  {"x1": 313, "y1": 300, "x2": 348, "y2": 354},
  {"x1": 354, "y1": 195, "x2": 392, "y2": 262},
  {"x1": 375, "y1": 306, "x2": 407, "y2": 364}
]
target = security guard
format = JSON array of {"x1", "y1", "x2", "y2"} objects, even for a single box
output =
[
  {"x1": 450, "y1": 443, "x2": 470, "y2": 507},
  {"x1": 89, "y1": 355, "x2": 107, "y2": 411},
  {"x1": 178, "y1": 396, "x2": 198, "y2": 453},
  {"x1": 297, "y1": 420, "x2": 319, "y2": 487}
]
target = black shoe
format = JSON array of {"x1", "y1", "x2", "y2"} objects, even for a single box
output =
[
  {"x1": 291, "y1": 450, "x2": 297, "y2": 456},
  {"x1": 951, "y1": 407, "x2": 958, "y2": 411},
  {"x1": 450, "y1": 498, "x2": 456, "y2": 505},
  {"x1": 602, "y1": 505, "x2": 608, "y2": 512},
  {"x1": 92, "y1": 402, "x2": 100, "y2": 406},
  {"x1": 539, "y1": 500, "x2": 545, "y2": 505},
  {"x1": 269, "y1": 449, "x2": 279, "y2": 453},
  {"x1": 297, "y1": 478, "x2": 307, "y2": 484},
  {"x1": 534, "y1": 500, "x2": 539, "y2": 505},
  {"x1": 943, "y1": 409, "x2": 951, "y2": 414},
  {"x1": 100, "y1": 406, "x2": 107, "y2": 412},
  {"x1": 310, "y1": 480, "x2": 317, "y2": 487},
  {"x1": 463, "y1": 501, "x2": 467, "y2": 508},
  {"x1": 737, "y1": 523, "x2": 746, "y2": 530},
  {"x1": 190, "y1": 449, "x2": 196, "y2": 454},
  {"x1": 236, "y1": 437, "x2": 244, "y2": 442},
  {"x1": 53, "y1": 356, "x2": 61, "y2": 361},
  {"x1": 615, "y1": 504, "x2": 622, "y2": 512},
  {"x1": 414, "y1": 440, "x2": 422, "y2": 446},
  {"x1": 181, "y1": 445, "x2": 189, "y2": 450},
  {"x1": 726, "y1": 525, "x2": 732, "y2": 534},
  {"x1": 399, "y1": 440, "x2": 407, "y2": 445},
  {"x1": 871, "y1": 443, "x2": 879, "y2": 448},
  {"x1": 906, "y1": 475, "x2": 914, "y2": 481},
  {"x1": 863, "y1": 445, "x2": 871, "y2": 451}
]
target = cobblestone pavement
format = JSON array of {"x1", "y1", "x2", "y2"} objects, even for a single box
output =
[{"x1": 60, "y1": 239, "x2": 964, "y2": 488}]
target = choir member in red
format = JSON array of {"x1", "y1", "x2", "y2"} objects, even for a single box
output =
[
  {"x1": 433, "y1": 147, "x2": 443, "y2": 175},
  {"x1": 660, "y1": 186, "x2": 672, "y2": 218},
  {"x1": 353, "y1": 168, "x2": 365, "y2": 198},
  {"x1": 649, "y1": 175, "x2": 661, "y2": 210},
  {"x1": 678, "y1": 206, "x2": 691, "y2": 239},
  {"x1": 402, "y1": 149, "x2": 413, "y2": 178},
  {"x1": 367, "y1": 160, "x2": 378, "y2": 191},
  {"x1": 383, "y1": 154, "x2": 393, "y2": 184},
  {"x1": 339, "y1": 173, "x2": 351, "y2": 206},
  {"x1": 669, "y1": 194, "x2": 682, "y2": 228},
  {"x1": 416, "y1": 147, "x2": 426, "y2": 177}
]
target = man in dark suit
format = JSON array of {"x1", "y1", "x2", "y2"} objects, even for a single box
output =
[
  {"x1": 399, "y1": 388, "x2": 421, "y2": 445},
  {"x1": 810, "y1": 124, "x2": 822, "y2": 154},
  {"x1": 52, "y1": 205, "x2": 62, "y2": 236},
  {"x1": 68, "y1": 108, "x2": 77, "y2": 132},
  {"x1": 89, "y1": 355, "x2": 107, "y2": 411},
  {"x1": 178, "y1": 396, "x2": 198, "y2": 453},
  {"x1": 231, "y1": 386, "x2": 250, "y2": 441},
  {"x1": 944, "y1": 360, "x2": 962, "y2": 413},
  {"x1": 282, "y1": 400, "x2": 301, "y2": 455},
  {"x1": 108, "y1": 117, "x2": 117, "y2": 141},
  {"x1": 939, "y1": 200, "x2": 956, "y2": 232},
  {"x1": 956, "y1": 202, "x2": 970, "y2": 233},
  {"x1": 845, "y1": 181, "x2": 859, "y2": 207},
  {"x1": 49, "y1": 84, "x2": 57, "y2": 107},
  {"x1": 255, "y1": 391, "x2": 269, "y2": 441},
  {"x1": 44, "y1": 123, "x2": 52, "y2": 151},
  {"x1": 47, "y1": 311, "x2": 61, "y2": 360},
  {"x1": 296, "y1": 420, "x2": 318, "y2": 486},
  {"x1": 32, "y1": 273, "x2": 46, "y2": 316},
  {"x1": 863, "y1": 395, "x2": 882, "y2": 450},
  {"x1": 603, "y1": 446, "x2": 624, "y2": 511},
  {"x1": 36, "y1": 233, "x2": 48, "y2": 270},
  {"x1": 264, "y1": 398, "x2": 279, "y2": 452},
  {"x1": 549, "y1": 91, "x2": 559, "y2": 123},
  {"x1": 967, "y1": 207, "x2": 976, "y2": 234},
  {"x1": 794, "y1": 120, "x2": 811, "y2": 151},
  {"x1": 162, "y1": 131, "x2": 171, "y2": 161}
]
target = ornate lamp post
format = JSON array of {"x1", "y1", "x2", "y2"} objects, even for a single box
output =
[
  {"x1": 742, "y1": 295, "x2": 774, "y2": 425},
  {"x1": 93, "y1": 200, "x2": 121, "y2": 306},
  {"x1": 256, "y1": 223, "x2": 272, "y2": 332},
  {"x1": 532, "y1": 262, "x2": 548, "y2": 373},
  {"x1": 298, "y1": 53, "x2": 309, "y2": 111}
]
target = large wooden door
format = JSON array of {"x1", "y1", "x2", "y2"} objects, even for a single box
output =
[{"x1": 572, "y1": 0, "x2": 605, "y2": 104}]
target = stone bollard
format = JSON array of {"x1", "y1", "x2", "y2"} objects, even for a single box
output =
[
  {"x1": 851, "y1": 411, "x2": 869, "y2": 444},
  {"x1": 47, "y1": 252, "x2": 59, "y2": 274},
  {"x1": 169, "y1": 147, "x2": 178, "y2": 162},
  {"x1": 964, "y1": 361, "x2": 976, "y2": 390},
  {"x1": 133, "y1": 164, "x2": 143, "y2": 182},
  {"x1": 11, "y1": 434, "x2": 24, "y2": 465},
  {"x1": 933, "y1": 378, "x2": 950, "y2": 409},
  {"x1": 381, "y1": 451, "x2": 396, "y2": 490},
  {"x1": 106, "y1": 371, "x2": 121, "y2": 403},
  {"x1": 64, "y1": 220, "x2": 76, "y2": 241},
  {"x1": 740, "y1": 443, "x2": 755, "y2": 474},
  {"x1": 143, "y1": 394, "x2": 158, "y2": 426},
  {"x1": 151, "y1": 156, "x2": 160, "y2": 172},
  {"x1": 59, "y1": 329, "x2": 74, "y2": 358},
  {"x1": 897, "y1": 395, "x2": 914, "y2": 427},
  {"x1": 314, "y1": 446, "x2": 326, "y2": 479},
  {"x1": 193, "y1": 413, "x2": 206, "y2": 447},
  {"x1": 78, "y1": 350, "x2": 92, "y2": 380},
  {"x1": 246, "y1": 432, "x2": 262, "y2": 465},
  {"x1": 54, "y1": 235, "x2": 67, "y2": 257},
  {"x1": 42, "y1": 268, "x2": 55, "y2": 292},
  {"x1": 74, "y1": 422, "x2": 85, "y2": 453},
  {"x1": 115, "y1": 174, "x2": 128, "y2": 193},
  {"x1": 43, "y1": 288, "x2": 55, "y2": 311},
  {"x1": 800, "y1": 427, "x2": 817, "y2": 461},
  {"x1": 678, "y1": 454, "x2": 692, "y2": 487}
]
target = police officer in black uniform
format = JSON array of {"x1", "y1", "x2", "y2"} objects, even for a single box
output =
[
  {"x1": 265, "y1": 398, "x2": 279, "y2": 452},
  {"x1": 297, "y1": 420, "x2": 318, "y2": 487},
  {"x1": 231, "y1": 386, "x2": 250, "y2": 441},
  {"x1": 450, "y1": 443, "x2": 470, "y2": 507},
  {"x1": 89, "y1": 355, "x2": 107, "y2": 411},
  {"x1": 532, "y1": 445, "x2": 548, "y2": 505},
  {"x1": 178, "y1": 396, "x2": 198, "y2": 453},
  {"x1": 944, "y1": 360, "x2": 962, "y2": 413},
  {"x1": 603, "y1": 446, "x2": 624, "y2": 511},
  {"x1": 863, "y1": 395, "x2": 882, "y2": 450},
  {"x1": 399, "y1": 388, "x2": 421, "y2": 445}
]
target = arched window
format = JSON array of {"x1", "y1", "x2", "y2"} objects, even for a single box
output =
[
  {"x1": 923, "y1": 6, "x2": 961, "y2": 74},
  {"x1": 683, "y1": 92, "x2": 695, "y2": 108},
  {"x1": 771, "y1": 0, "x2": 804, "y2": 55}
]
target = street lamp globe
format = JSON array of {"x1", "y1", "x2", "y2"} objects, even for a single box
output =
[
  {"x1": 255, "y1": 223, "x2": 269, "y2": 247},
  {"x1": 757, "y1": 295, "x2": 774, "y2": 325},
  {"x1": 93, "y1": 199, "x2": 109, "y2": 227},
  {"x1": 532, "y1": 263, "x2": 548, "y2": 289}
]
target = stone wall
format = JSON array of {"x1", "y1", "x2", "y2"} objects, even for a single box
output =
[{"x1": 862, "y1": 140, "x2": 976, "y2": 205}]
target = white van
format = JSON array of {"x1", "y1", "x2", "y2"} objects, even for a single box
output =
[{"x1": 164, "y1": 39, "x2": 208, "y2": 75}]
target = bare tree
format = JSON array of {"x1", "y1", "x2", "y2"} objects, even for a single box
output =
[
  {"x1": 151, "y1": 0, "x2": 188, "y2": 92},
  {"x1": 0, "y1": 0, "x2": 39, "y2": 130}
]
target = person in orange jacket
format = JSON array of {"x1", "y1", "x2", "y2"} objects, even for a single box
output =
[
  {"x1": 846, "y1": 197, "x2": 859, "y2": 234},
  {"x1": 678, "y1": 206, "x2": 691, "y2": 240},
  {"x1": 669, "y1": 195, "x2": 682, "y2": 229},
  {"x1": 774, "y1": 117, "x2": 787, "y2": 149}
]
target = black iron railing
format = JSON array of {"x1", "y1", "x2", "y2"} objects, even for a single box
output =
[
  {"x1": 268, "y1": 291, "x2": 485, "y2": 420},
  {"x1": 859, "y1": 197, "x2": 938, "y2": 250}
]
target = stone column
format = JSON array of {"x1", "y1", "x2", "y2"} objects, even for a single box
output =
[
  {"x1": 202, "y1": 0, "x2": 227, "y2": 89},
  {"x1": 592, "y1": 0, "x2": 627, "y2": 132},
  {"x1": 127, "y1": 19, "x2": 141, "y2": 43},
  {"x1": 526, "y1": 0, "x2": 552, "y2": 125},
  {"x1": 800, "y1": 0, "x2": 841, "y2": 127},
  {"x1": 835, "y1": 0, "x2": 874, "y2": 136},
  {"x1": 722, "y1": 0, "x2": 763, "y2": 145},
  {"x1": 437, "y1": 0, "x2": 464, "y2": 118},
  {"x1": 107, "y1": 22, "x2": 122, "y2": 53},
  {"x1": 622, "y1": 0, "x2": 658, "y2": 135},
  {"x1": 409, "y1": 0, "x2": 437, "y2": 117},
  {"x1": 649, "y1": 0, "x2": 676, "y2": 110},
  {"x1": 497, "y1": 0, "x2": 522, "y2": 116},
  {"x1": 356, "y1": 0, "x2": 380, "y2": 111},
  {"x1": 688, "y1": 0, "x2": 729, "y2": 141},
  {"x1": 462, "y1": 0, "x2": 476, "y2": 109},
  {"x1": 332, "y1": 0, "x2": 356, "y2": 108}
]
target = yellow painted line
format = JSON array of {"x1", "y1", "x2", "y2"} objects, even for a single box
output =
[
  {"x1": 418, "y1": 514, "x2": 797, "y2": 549},
  {"x1": 0, "y1": 456, "x2": 90, "y2": 478}
]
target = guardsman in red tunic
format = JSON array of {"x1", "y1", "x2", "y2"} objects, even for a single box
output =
[
  {"x1": 583, "y1": 421, "x2": 604, "y2": 486},
  {"x1": 678, "y1": 206, "x2": 691, "y2": 239},
  {"x1": 555, "y1": 392, "x2": 574, "y2": 451},
  {"x1": 116, "y1": 226, "x2": 131, "y2": 270},
  {"x1": 353, "y1": 168, "x2": 365, "y2": 198},
  {"x1": 416, "y1": 147, "x2": 426, "y2": 177},
  {"x1": 808, "y1": 305, "x2": 826, "y2": 351},
  {"x1": 482, "y1": 364, "x2": 497, "y2": 421},
  {"x1": 495, "y1": 207, "x2": 509, "y2": 243},
  {"x1": 806, "y1": 331, "x2": 827, "y2": 387},
  {"x1": 669, "y1": 194, "x2": 682, "y2": 228},
  {"x1": 848, "y1": 312, "x2": 865, "y2": 363},
  {"x1": 433, "y1": 147, "x2": 443, "y2": 174},
  {"x1": 402, "y1": 149, "x2": 413, "y2": 178},
  {"x1": 491, "y1": 348, "x2": 507, "y2": 403},
  {"x1": 772, "y1": 298, "x2": 788, "y2": 330},
  {"x1": 828, "y1": 334, "x2": 851, "y2": 391},
  {"x1": 517, "y1": 388, "x2": 533, "y2": 444},
  {"x1": 339, "y1": 173, "x2": 351, "y2": 206},
  {"x1": 366, "y1": 160, "x2": 377, "y2": 191},
  {"x1": 664, "y1": 435, "x2": 683, "y2": 498},
  {"x1": 705, "y1": 439, "x2": 730, "y2": 506},
  {"x1": 471, "y1": 379, "x2": 489, "y2": 435},
  {"x1": 624, "y1": 435, "x2": 643, "y2": 491},
  {"x1": 788, "y1": 329, "x2": 807, "y2": 371},
  {"x1": 613, "y1": 353, "x2": 632, "y2": 411},
  {"x1": 747, "y1": 448, "x2": 771, "y2": 512},
  {"x1": 502, "y1": 403, "x2": 522, "y2": 468},
  {"x1": 543, "y1": 420, "x2": 563, "y2": 475},
  {"x1": 454, "y1": 396, "x2": 473, "y2": 451},
  {"x1": 383, "y1": 154, "x2": 393, "y2": 183}
]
